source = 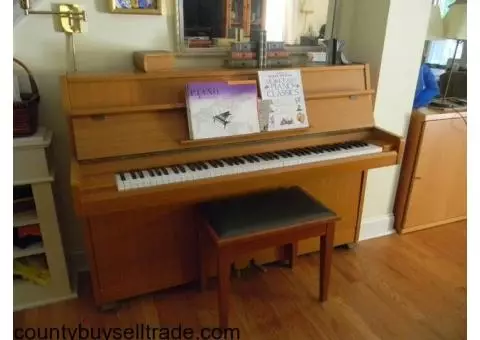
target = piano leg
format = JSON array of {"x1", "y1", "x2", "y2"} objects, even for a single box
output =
[
  {"x1": 284, "y1": 243, "x2": 297, "y2": 269},
  {"x1": 217, "y1": 253, "x2": 231, "y2": 329}
]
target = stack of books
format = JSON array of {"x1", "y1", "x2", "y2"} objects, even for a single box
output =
[{"x1": 226, "y1": 41, "x2": 292, "y2": 69}]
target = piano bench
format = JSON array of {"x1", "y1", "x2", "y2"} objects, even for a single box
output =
[{"x1": 197, "y1": 186, "x2": 338, "y2": 328}]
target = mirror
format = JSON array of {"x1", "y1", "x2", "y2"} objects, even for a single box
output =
[{"x1": 175, "y1": 0, "x2": 337, "y2": 51}]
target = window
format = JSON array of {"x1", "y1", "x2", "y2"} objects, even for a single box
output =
[{"x1": 425, "y1": 0, "x2": 464, "y2": 68}]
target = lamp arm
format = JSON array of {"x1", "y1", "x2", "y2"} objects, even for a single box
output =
[{"x1": 442, "y1": 39, "x2": 461, "y2": 101}]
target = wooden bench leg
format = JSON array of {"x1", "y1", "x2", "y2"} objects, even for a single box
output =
[
  {"x1": 217, "y1": 251, "x2": 231, "y2": 328},
  {"x1": 284, "y1": 243, "x2": 297, "y2": 269},
  {"x1": 319, "y1": 222, "x2": 335, "y2": 302}
]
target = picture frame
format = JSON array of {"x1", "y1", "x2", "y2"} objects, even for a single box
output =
[{"x1": 109, "y1": 0, "x2": 163, "y2": 15}]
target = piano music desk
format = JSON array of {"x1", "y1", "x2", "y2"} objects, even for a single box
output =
[{"x1": 62, "y1": 64, "x2": 404, "y2": 308}]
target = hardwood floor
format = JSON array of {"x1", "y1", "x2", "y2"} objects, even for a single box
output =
[{"x1": 14, "y1": 221, "x2": 466, "y2": 340}]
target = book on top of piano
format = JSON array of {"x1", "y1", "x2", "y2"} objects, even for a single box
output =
[
  {"x1": 257, "y1": 69, "x2": 309, "y2": 132},
  {"x1": 185, "y1": 80, "x2": 261, "y2": 140}
]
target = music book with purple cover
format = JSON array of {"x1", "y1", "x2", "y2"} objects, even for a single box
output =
[
  {"x1": 185, "y1": 81, "x2": 261, "y2": 140},
  {"x1": 257, "y1": 69, "x2": 309, "y2": 131}
]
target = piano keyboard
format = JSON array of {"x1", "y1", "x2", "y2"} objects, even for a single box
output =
[{"x1": 115, "y1": 141, "x2": 383, "y2": 191}]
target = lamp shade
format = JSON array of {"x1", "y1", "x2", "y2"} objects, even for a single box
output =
[
  {"x1": 444, "y1": 3, "x2": 467, "y2": 40},
  {"x1": 426, "y1": 5, "x2": 444, "y2": 40}
]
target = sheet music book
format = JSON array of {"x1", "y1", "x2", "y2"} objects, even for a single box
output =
[
  {"x1": 257, "y1": 69, "x2": 309, "y2": 131},
  {"x1": 185, "y1": 81, "x2": 261, "y2": 140}
]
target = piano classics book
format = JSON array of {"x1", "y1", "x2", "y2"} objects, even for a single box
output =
[
  {"x1": 185, "y1": 81, "x2": 260, "y2": 140},
  {"x1": 257, "y1": 69, "x2": 309, "y2": 131}
]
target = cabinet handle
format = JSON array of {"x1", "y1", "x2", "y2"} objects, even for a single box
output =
[{"x1": 414, "y1": 176, "x2": 422, "y2": 180}]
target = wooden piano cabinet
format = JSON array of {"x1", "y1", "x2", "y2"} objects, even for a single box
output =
[
  {"x1": 62, "y1": 64, "x2": 405, "y2": 307},
  {"x1": 83, "y1": 171, "x2": 365, "y2": 306},
  {"x1": 84, "y1": 206, "x2": 199, "y2": 304},
  {"x1": 394, "y1": 109, "x2": 467, "y2": 234}
]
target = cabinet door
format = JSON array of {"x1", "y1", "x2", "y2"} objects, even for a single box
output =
[{"x1": 404, "y1": 118, "x2": 467, "y2": 229}]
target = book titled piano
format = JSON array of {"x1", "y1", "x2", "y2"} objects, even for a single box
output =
[
  {"x1": 185, "y1": 81, "x2": 261, "y2": 140},
  {"x1": 257, "y1": 69, "x2": 309, "y2": 132}
]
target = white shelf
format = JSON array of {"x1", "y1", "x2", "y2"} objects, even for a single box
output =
[
  {"x1": 13, "y1": 243, "x2": 45, "y2": 259},
  {"x1": 13, "y1": 280, "x2": 76, "y2": 312},
  {"x1": 13, "y1": 127, "x2": 52, "y2": 149},
  {"x1": 13, "y1": 210, "x2": 39, "y2": 228}
]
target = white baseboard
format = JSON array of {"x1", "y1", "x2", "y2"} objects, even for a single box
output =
[{"x1": 359, "y1": 214, "x2": 395, "y2": 241}]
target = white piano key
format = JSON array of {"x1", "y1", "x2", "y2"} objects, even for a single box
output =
[
  {"x1": 115, "y1": 174, "x2": 125, "y2": 191},
  {"x1": 114, "y1": 142, "x2": 384, "y2": 191}
]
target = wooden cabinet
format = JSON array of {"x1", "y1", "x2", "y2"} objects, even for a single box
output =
[
  {"x1": 394, "y1": 108, "x2": 467, "y2": 234},
  {"x1": 225, "y1": 0, "x2": 266, "y2": 37}
]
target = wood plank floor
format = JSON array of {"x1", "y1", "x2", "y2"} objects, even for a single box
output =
[{"x1": 14, "y1": 221, "x2": 466, "y2": 340}]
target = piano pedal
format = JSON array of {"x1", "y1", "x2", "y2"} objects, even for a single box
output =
[
  {"x1": 98, "y1": 301, "x2": 121, "y2": 313},
  {"x1": 249, "y1": 259, "x2": 267, "y2": 273},
  {"x1": 230, "y1": 263, "x2": 242, "y2": 279}
]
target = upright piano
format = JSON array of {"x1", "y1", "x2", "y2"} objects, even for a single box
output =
[{"x1": 62, "y1": 64, "x2": 404, "y2": 307}]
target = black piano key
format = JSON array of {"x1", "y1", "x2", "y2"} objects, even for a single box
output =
[
  {"x1": 300, "y1": 148, "x2": 312, "y2": 155},
  {"x1": 260, "y1": 154, "x2": 270, "y2": 160},
  {"x1": 172, "y1": 166, "x2": 179, "y2": 174},
  {"x1": 244, "y1": 155, "x2": 255, "y2": 163},
  {"x1": 194, "y1": 163, "x2": 203, "y2": 170},
  {"x1": 225, "y1": 158, "x2": 235, "y2": 166},
  {"x1": 266, "y1": 153, "x2": 276, "y2": 159},
  {"x1": 261, "y1": 153, "x2": 271, "y2": 160},
  {"x1": 291, "y1": 149, "x2": 302, "y2": 156},
  {"x1": 236, "y1": 157, "x2": 246, "y2": 164},
  {"x1": 218, "y1": 160, "x2": 226, "y2": 167},
  {"x1": 270, "y1": 152, "x2": 281, "y2": 159},
  {"x1": 161, "y1": 167, "x2": 169, "y2": 175},
  {"x1": 155, "y1": 169, "x2": 162, "y2": 176},
  {"x1": 251, "y1": 155, "x2": 261, "y2": 162},
  {"x1": 200, "y1": 162, "x2": 209, "y2": 170},
  {"x1": 178, "y1": 165, "x2": 186, "y2": 173},
  {"x1": 120, "y1": 173, "x2": 126, "y2": 181},
  {"x1": 208, "y1": 160, "x2": 218, "y2": 168},
  {"x1": 187, "y1": 163, "x2": 196, "y2": 171},
  {"x1": 147, "y1": 169, "x2": 155, "y2": 176}
]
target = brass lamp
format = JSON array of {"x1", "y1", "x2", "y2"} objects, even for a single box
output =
[{"x1": 18, "y1": 0, "x2": 88, "y2": 72}]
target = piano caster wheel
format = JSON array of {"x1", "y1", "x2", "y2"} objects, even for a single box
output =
[
  {"x1": 345, "y1": 243, "x2": 357, "y2": 250},
  {"x1": 98, "y1": 302, "x2": 121, "y2": 313}
]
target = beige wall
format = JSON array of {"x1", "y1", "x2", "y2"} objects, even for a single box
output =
[
  {"x1": 337, "y1": 0, "x2": 431, "y2": 235},
  {"x1": 13, "y1": 0, "x2": 432, "y2": 268}
]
